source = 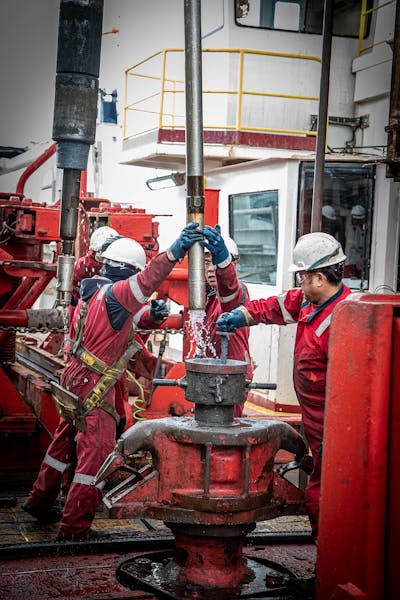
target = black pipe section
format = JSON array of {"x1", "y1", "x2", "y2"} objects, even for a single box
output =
[
  {"x1": 53, "y1": 0, "x2": 104, "y2": 171},
  {"x1": 184, "y1": 0, "x2": 205, "y2": 310},
  {"x1": 385, "y1": 0, "x2": 400, "y2": 180},
  {"x1": 59, "y1": 168, "x2": 81, "y2": 252},
  {"x1": 311, "y1": 0, "x2": 334, "y2": 232},
  {"x1": 53, "y1": 0, "x2": 104, "y2": 307}
]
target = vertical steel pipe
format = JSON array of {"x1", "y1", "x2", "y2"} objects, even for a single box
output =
[
  {"x1": 184, "y1": 0, "x2": 205, "y2": 311},
  {"x1": 311, "y1": 0, "x2": 334, "y2": 232},
  {"x1": 53, "y1": 0, "x2": 104, "y2": 307}
]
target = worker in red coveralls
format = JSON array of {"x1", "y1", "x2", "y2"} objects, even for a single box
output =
[
  {"x1": 22, "y1": 223, "x2": 203, "y2": 541},
  {"x1": 73, "y1": 227, "x2": 169, "y2": 437},
  {"x1": 201, "y1": 225, "x2": 252, "y2": 417},
  {"x1": 216, "y1": 232, "x2": 350, "y2": 539}
]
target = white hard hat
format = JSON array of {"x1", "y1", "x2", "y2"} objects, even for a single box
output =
[
  {"x1": 89, "y1": 226, "x2": 119, "y2": 251},
  {"x1": 322, "y1": 205, "x2": 337, "y2": 220},
  {"x1": 351, "y1": 205, "x2": 366, "y2": 221},
  {"x1": 101, "y1": 237, "x2": 146, "y2": 271},
  {"x1": 288, "y1": 232, "x2": 346, "y2": 272},
  {"x1": 225, "y1": 236, "x2": 239, "y2": 258}
]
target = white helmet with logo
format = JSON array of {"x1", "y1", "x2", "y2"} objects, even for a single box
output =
[
  {"x1": 225, "y1": 236, "x2": 239, "y2": 259},
  {"x1": 288, "y1": 232, "x2": 346, "y2": 272},
  {"x1": 101, "y1": 237, "x2": 146, "y2": 271},
  {"x1": 89, "y1": 226, "x2": 119, "y2": 251}
]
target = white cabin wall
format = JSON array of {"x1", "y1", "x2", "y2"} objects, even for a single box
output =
[{"x1": 352, "y1": 0, "x2": 395, "y2": 150}]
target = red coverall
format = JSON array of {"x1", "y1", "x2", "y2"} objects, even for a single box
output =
[
  {"x1": 71, "y1": 255, "x2": 159, "y2": 427},
  {"x1": 242, "y1": 284, "x2": 351, "y2": 536},
  {"x1": 27, "y1": 252, "x2": 176, "y2": 538},
  {"x1": 204, "y1": 262, "x2": 253, "y2": 416}
]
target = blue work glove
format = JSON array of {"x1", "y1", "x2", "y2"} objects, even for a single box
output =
[
  {"x1": 216, "y1": 308, "x2": 247, "y2": 332},
  {"x1": 168, "y1": 222, "x2": 203, "y2": 261},
  {"x1": 201, "y1": 224, "x2": 230, "y2": 266},
  {"x1": 150, "y1": 299, "x2": 170, "y2": 322}
]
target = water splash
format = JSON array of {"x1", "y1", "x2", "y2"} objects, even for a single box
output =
[{"x1": 187, "y1": 309, "x2": 217, "y2": 359}]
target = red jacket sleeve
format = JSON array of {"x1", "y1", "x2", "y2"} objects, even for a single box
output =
[
  {"x1": 243, "y1": 288, "x2": 304, "y2": 326},
  {"x1": 111, "y1": 252, "x2": 175, "y2": 314},
  {"x1": 216, "y1": 262, "x2": 248, "y2": 312}
]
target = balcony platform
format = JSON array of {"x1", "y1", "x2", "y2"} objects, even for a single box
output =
[{"x1": 121, "y1": 128, "x2": 317, "y2": 170}]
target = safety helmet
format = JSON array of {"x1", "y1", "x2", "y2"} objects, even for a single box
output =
[
  {"x1": 225, "y1": 236, "x2": 239, "y2": 259},
  {"x1": 89, "y1": 226, "x2": 119, "y2": 251},
  {"x1": 351, "y1": 204, "x2": 366, "y2": 221},
  {"x1": 288, "y1": 232, "x2": 346, "y2": 272},
  {"x1": 100, "y1": 237, "x2": 146, "y2": 271},
  {"x1": 322, "y1": 205, "x2": 338, "y2": 220}
]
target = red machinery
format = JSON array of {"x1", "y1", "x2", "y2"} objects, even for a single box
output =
[
  {"x1": 95, "y1": 357, "x2": 308, "y2": 598},
  {"x1": 0, "y1": 144, "x2": 224, "y2": 482}
]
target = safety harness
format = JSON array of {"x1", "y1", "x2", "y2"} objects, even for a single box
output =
[{"x1": 51, "y1": 290, "x2": 142, "y2": 432}]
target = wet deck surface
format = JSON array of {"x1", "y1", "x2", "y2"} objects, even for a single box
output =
[
  {"x1": 0, "y1": 490, "x2": 311, "y2": 546},
  {"x1": 0, "y1": 489, "x2": 314, "y2": 599}
]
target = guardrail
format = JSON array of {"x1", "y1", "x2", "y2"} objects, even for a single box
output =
[{"x1": 123, "y1": 48, "x2": 321, "y2": 141}]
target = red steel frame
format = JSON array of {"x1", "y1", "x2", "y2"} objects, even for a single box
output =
[{"x1": 316, "y1": 294, "x2": 400, "y2": 600}]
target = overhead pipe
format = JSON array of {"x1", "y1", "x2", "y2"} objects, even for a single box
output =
[
  {"x1": 184, "y1": 0, "x2": 205, "y2": 311},
  {"x1": 53, "y1": 0, "x2": 104, "y2": 307},
  {"x1": 15, "y1": 143, "x2": 57, "y2": 196},
  {"x1": 311, "y1": 0, "x2": 334, "y2": 232}
]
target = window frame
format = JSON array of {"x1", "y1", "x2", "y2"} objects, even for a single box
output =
[
  {"x1": 229, "y1": 188, "x2": 279, "y2": 286},
  {"x1": 297, "y1": 161, "x2": 375, "y2": 291},
  {"x1": 234, "y1": 0, "x2": 374, "y2": 39}
]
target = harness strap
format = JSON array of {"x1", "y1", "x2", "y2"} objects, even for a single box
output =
[{"x1": 67, "y1": 282, "x2": 145, "y2": 424}]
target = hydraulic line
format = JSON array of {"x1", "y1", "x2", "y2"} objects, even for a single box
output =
[{"x1": 126, "y1": 369, "x2": 146, "y2": 422}]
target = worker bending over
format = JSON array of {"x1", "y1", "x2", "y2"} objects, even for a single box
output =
[
  {"x1": 216, "y1": 232, "x2": 350, "y2": 538},
  {"x1": 23, "y1": 223, "x2": 202, "y2": 541},
  {"x1": 201, "y1": 225, "x2": 252, "y2": 416}
]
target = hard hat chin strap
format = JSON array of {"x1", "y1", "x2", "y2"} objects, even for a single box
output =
[{"x1": 308, "y1": 245, "x2": 340, "y2": 271}]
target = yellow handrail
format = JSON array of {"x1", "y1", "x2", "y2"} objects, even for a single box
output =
[
  {"x1": 358, "y1": 0, "x2": 395, "y2": 55},
  {"x1": 123, "y1": 48, "x2": 321, "y2": 141}
]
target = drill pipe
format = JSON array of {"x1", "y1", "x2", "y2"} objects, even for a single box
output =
[{"x1": 184, "y1": 0, "x2": 205, "y2": 311}]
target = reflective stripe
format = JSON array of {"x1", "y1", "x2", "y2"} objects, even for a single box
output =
[
  {"x1": 277, "y1": 294, "x2": 296, "y2": 324},
  {"x1": 315, "y1": 314, "x2": 332, "y2": 337},
  {"x1": 133, "y1": 304, "x2": 149, "y2": 324},
  {"x1": 219, "y1": 289, "x2": 239, "y2": 304},
  {"x1": 44, "y1": 453, "x2": 70, "y2": 474},
  {"x1": 129, "y1": 275, "x2": 148, "y2": 304},
  {"x1": 72, "y1": 472, "x2": 105, "y2": 489},
  {"x1": 96, "y1": 284, "x2": 111, "y2": 301}
]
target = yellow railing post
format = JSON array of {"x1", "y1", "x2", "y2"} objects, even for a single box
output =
[
  {"x1": 236, "y1": 50, "x2": 245, "y2": 131},
  {"x1": 123, "y1": 68, "x2": 128, "y2": 138},
  {"x1": 358, "y1": 0, "x2": 368, "y2": 55},
  {"x1": 159, "y1": 50, "x2": 168, "y2": 129}
]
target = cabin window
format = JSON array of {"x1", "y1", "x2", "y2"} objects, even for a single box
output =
[
  {"x1": 297, "y1": 162, "x2": 375, "y2": 290},
  {"x1": 229, "y1": 190, "x2": 279, "y2": 285},
  {"x1": 235, "y1": 0, "x2": 373, "y2": 37}
]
